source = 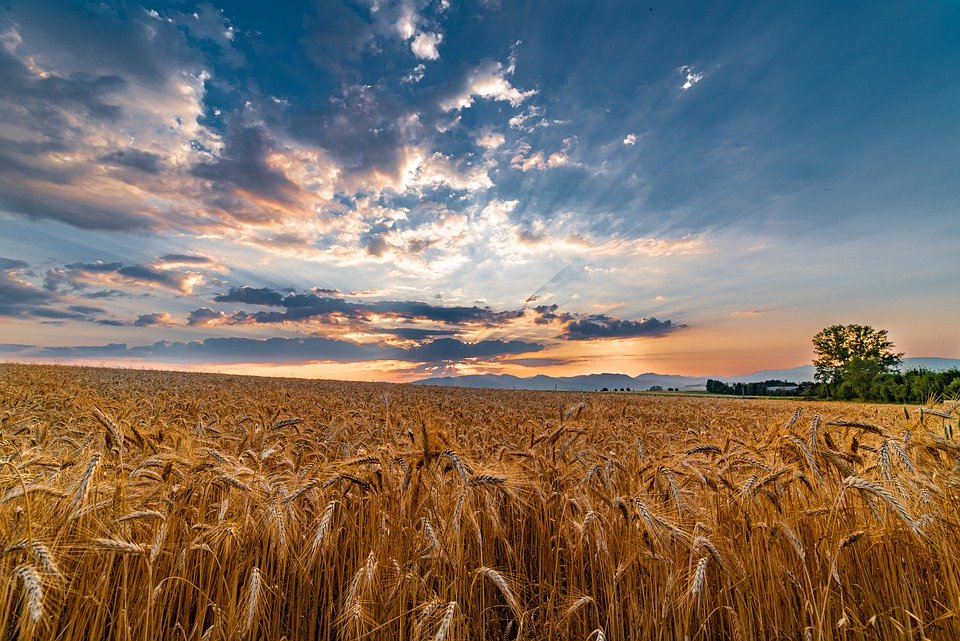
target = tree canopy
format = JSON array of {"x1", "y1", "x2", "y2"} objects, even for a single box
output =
[{"x1": 812, "y1": 324, "x2": 903, "y2": 397}]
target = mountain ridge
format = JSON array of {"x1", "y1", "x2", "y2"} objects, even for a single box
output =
[{"x1": 411, "y1": 357, "x2": 960, "y2": 391}]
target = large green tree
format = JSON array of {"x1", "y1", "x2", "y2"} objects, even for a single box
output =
[{"x1": 812, "y1": 324, "x2": 903, "y2": 398}]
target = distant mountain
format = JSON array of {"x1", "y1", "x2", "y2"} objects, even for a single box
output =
[
  {"x1": 411, "y1": 357, "x2": 960, "y2": 391},
  {"x1": 899, "y1": 357, "x2": 960, "y2": 372},
  {"x1": 726, "y1": 366, "x2": 816, "y2": 384},
  {"x1": 412, "y1": 372, "x2": 704, "y2": 391}
]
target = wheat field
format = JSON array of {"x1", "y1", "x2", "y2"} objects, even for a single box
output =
[{"x1": 0, "y1": 363, "x2": 958, "y2": 640}]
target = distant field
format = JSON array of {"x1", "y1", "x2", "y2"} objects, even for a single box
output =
[{"x1": 1, "y1": 363, "x2": 958, "y2": 640}]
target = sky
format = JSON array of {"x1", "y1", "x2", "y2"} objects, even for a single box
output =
[{"x1": 0, "y1": 1, "x2": 958, "y2": 381}]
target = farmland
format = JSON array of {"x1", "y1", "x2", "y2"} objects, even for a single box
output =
[{"x1": 1, "y1": 363, "x2": 958, "y2": 640}]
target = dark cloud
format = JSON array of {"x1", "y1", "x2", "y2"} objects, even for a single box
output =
[
  {"x1": 187, "y1": 307, "x2": 226, "y2": 326},
  {"x1": 47, "y1": 260, "x2": 208, "y2": 295},
  {"x1": 214, "y1": 286, "x2": 286, "y2": 306},
  {"x1": 404, "y1": 338, "x2": 542, "y2": 361},
  {"x1": 0, "y1": 344, "x2": 32, "y2": 354},
  {"x1": 301, "y1": 1, "x2": 377, "y2": 77},
  {"x1": 99, "y1": 149, "x2": 163, "y2": 174},
  {"x1": 85, "y1": 289, "x2": 126, "y2": 299},
  {"x1": 134, "y1": 312, "x2": 174, "y2": 327},
  {"x1": 560, "y1": 315, "x2": 682, "y2": 340},
  {"x1": 8, "y1": 2, "x2": 198, "y2": 86},
  {"x1": 157, "y1": 254, "x2": 217, "y2": 265},
  {"x1": 68, "y1": 305, "x2": 106, "y2": 315},
  {"x1": 0, "y1": 5, "x2": 203, "y2": 231},
  {"x1": 531, "y1": 304, "x2": 575, "y2": 325},
  {"x1": 0, "y1": 268, "x2": 51, "y2": 317},
  {"x1": 191, "y1": 124, "x2": 304, "y2": 217},
  {"x1": 0, "y1": 263, "x2": 122, "y2": 322},
  {"x1": 35, "y1": 335, "x2": 543, "y2": 365},
  {"x1": 0, "y1": 174, "x2": 153, "y2": 231},
  {"x1": 0, "y1": 258, "x2": 30, "y2": 270},
  {"x1": 209, "y1": 286, "x2": 522, "y2": 327},
  {"x1": 528, "y1": 305, "x2": 685, "y2": 340}
]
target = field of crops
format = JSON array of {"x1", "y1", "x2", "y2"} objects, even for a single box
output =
[{"x1": 1, "y1": 363, "x2": 958, "y2": 640}]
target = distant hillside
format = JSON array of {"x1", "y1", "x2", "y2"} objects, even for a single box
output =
[{"x1": 411, "y1": 357, "x2": 960, "y2": 391}]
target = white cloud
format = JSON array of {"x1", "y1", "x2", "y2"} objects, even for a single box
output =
[
  {"x1": 679, "y1": 65, "x2": 704, "y2": 91},
  {"x1": 510, "y1": 137, "x2": 575, "y2": 171},
  {"x1": 395, "y1": 11, "x2": 417, "y2": 40},
  {"x1": 440, "y1": 61, "x2": 536, "y2": 111},
  {"x1": 507, "y1": 104, "x2": 566, "y2": 132},
  {"x1": 623, "y1": 133, "x2": 637, "y2": 146},
  {"x1": 476, "y1": 131, "x2": 506, "y2": 150},
  {"x1": 411, "y1": 32, "x2": 443, "y2": 60},
  {"x1": 402, "y1": 63, "x2": 426, "y2": 84}
]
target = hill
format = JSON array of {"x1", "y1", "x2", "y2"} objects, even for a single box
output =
[{"x1": 412, "y1": 357, "x2": 960, "y2": 391}]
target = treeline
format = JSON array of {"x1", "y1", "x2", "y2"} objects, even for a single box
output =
[
  {"x1": 708, "y1": 369, "x2": 960, "y2": 403},
  {"x1": 829, "y1": 368, "x2": 960, "y2": 402},
  {"x1": 706, "y1": 379, "x2": 817, "y2": 397}
]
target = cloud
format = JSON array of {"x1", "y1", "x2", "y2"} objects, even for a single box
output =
[
  {"x1": 98, "y1": 149, "x2": 164, "y2": 174},
  {"x1": 529, "y1": 304, "x2": 685, "y2": 340},
  {"x1": 623, "y1": 133, "x2": 637, "y2": 146},
  {"x1": 440, "y1": 60, "x2": 536, "y2": 111},
  {"x1": 0, "y1": 12, "x2": 217, "y2": 231},
  {"x1": 679, "y1": 65, "x2": 704, "y2": 91},
  {"x1": 0, "y1": 260, "x2": 116, "y2": 322},
  {"x1": 190, "y1": 124, "x2": 309, "y2": 222},
  {"x1": 476, "y1": 131, "x2": 506, "y2": 150},
  {"x1": 187, "y1": 307, "x2": 228, "y2": 327},
  {"x1": 213, "y1": 286, "x2": 290, "y2": 306},
  {"x1": 508, "y1": 105, "x2": 566, "y2": 132},
  {"x1": 402, "y1": 63, "x2": 426, "y2": 84},
  {"x1": 0, "y1": 264, "x2": 50, "y2": 317},
  {"x1": 411, "y1": 32, "x2": 443, "y2": 60},
  {"x1": 55, "y1": 261, "x2": 207, "y2": 295},
  {"x1": 560, "y1": 315, "x2": 682, "y2": 340},
  {"x1": 34, "y1": 335, "x2": 543, "y2": 365},
  {"x1": 510, "y1": 137, "x2": 575, "y2": 171},
  {"x1": 0, "y1": 258, "x2": 29, "y2": 270},
  {"x1": 207, "y1": 286, "x2": 522, "y2": 327},
  {"x1": 404, "y1": 338, "x2": 541, "y2": 361},
  {"x1": 149, "y1": 254, "x2": 226, "y2": 272},
  {"x1": 134, "y1": 312, "x2": 175, "y2": 327}
]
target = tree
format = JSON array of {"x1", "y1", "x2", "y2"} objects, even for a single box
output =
[{"x1": 812, "y1": 324, "x2": 903, "y2": 397}]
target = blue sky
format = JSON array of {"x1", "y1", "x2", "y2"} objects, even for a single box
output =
[{"x1": 0, "y1": 1, "x2": 957, "y2": 379}]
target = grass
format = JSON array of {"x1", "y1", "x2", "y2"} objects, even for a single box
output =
[{"x1": 1, "y1": 362, "x2": 958, "y2": 640}]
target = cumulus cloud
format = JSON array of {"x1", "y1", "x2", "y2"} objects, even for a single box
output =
[
  {"x1": 134, "y1": 312, "x2": 175, "y2": 327},
  {"x1": 476, "y1": 130, "x2": 506, "y2": 150},
  {"x1": 440, "y1": 60, "x2": 536, "y2": 111},
  {"x1": 561, "y1": 315, "x2": 681, "y2": 340},
  {"x1": 411, "y1": 32, "x2": 443, "y2": 60},
  {"x1": 530, "y1": 305, "x2": 684, "y2": 340},
  {"x1": 623, "y1": 133, "x2": 637, "y2": 146},
  {"x1": 510, "y1": 137, "x2": 575, "y2": 172}
]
